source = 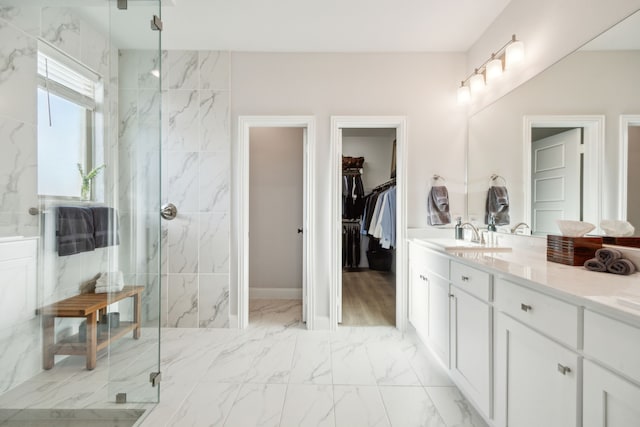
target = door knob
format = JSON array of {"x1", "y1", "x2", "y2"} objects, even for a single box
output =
[
  {"x1": 297, "y1": 228, "x2": 303, "y2": 234},
  {"x1": 161, "y1": 203, "x2": 177, "y2": 220}
]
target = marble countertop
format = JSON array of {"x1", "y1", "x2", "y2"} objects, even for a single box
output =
[{"x1": 409, "y1": 237, "x2": 640, "y2": 325}]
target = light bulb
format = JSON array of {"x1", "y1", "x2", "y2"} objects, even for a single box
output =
[
  {"x1": 505, "y1": 40, "x2": 525, "y2": 69},
  {"x1": 486, "y1": 57, "x2": 503, "y2": 82},
  {"x1": 457, "y1": 84, "x2": 470, "y2": 105},
  {"x1": 469, "y1": 72, "x2": 485, "y2": 93}
]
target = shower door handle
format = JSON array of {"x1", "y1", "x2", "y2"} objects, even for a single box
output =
[{"x1": 161, "y1": 203, "x2": 178, "y2": 220}]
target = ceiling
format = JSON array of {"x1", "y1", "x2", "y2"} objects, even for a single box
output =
[{"x1": 99, "y1": 0, "x2": 512, "y2": 52}]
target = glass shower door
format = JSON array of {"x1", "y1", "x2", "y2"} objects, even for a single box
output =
[{"x1": 105, "y1": 0, "x2": 163, "y2": 404}]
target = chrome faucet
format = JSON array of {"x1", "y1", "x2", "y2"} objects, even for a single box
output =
[
  {"x1": 510, "y1": 222, "x2": 530, "y2": 234},
  {"x1": 460, "y1": 222, "x2": 484, "y2": 244}
]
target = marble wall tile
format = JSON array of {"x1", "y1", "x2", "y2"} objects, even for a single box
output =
[
  {"x1": 80, "y1": 22, "x2": 109, "y2": 77},
  {"x1": 0, "y1": 318, "x2": 41, "y2": 394},
  {"x1": 199, "y1": 151, "x2": 229, "y2": 212},
  {"x1": 0, "y1": 117, "x2": 37, "y2": 223},
  {"x1": 198, "y1": 274, "x2": 229, "y2": 328},
  {"x1": 0, "y1": 20, "x2": 37, "y2": 125},
  {"x1": 118, "y1": 50, "x2": 138, "y2": 90},
  {"x1": 198, "y1": 212, "x2": 229, "y2": 274},
  {"x1": 167, "y1": 212, "x2": 198, "y2": 274},
  {"x1": 41, "y1": 7, "x2": 81, "y2": 60},
  {"x1": 167, "y1": 273, "x2": 198, "y2": 328},
  {"x1": 167, "y1": 90, "x2": 199, "y2": 151},
  {"x1": 167, "y1": 151, "x2": 199, "y2": 214},
  {"x1": 199, "y1": 51, "x2": 229, "y2": 90},
  {"x1": 140, "y1": 274, "x2": 161, "y2": 326},
  {"x1": 0, "y1": 7, "x2": 41, "y2": 36},
  {"x1": 137, "y1": 50, "x2": 164, "y2": 90},
  {"x1": 199, "y1": 90, "x2": 229, "y2": 152},
  {"x1": 166, "y1": 50, "x2": 198, "y2": 90}
]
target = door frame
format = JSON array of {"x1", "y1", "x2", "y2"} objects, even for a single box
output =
[
  {"x1": 330, "y1": 116, "x2": 408, "y2": 331},
  {"x1": 523, "y1": 115, "x2": 604, "y2": 230},
  {"x1": 236, "y1": 116, "x2": 316, "y2": 329},
  {"x1": 619, "y1": 115, "x2": 640, "y2": 220}
]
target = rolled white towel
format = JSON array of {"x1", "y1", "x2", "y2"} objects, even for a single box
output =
[{"x1": 96, "y1": 271, "x2": 124, "y2": 288}]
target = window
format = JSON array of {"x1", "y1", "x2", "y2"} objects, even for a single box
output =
[{"x1": 37, "y1": 42, "x2": 101, "y2": 199}]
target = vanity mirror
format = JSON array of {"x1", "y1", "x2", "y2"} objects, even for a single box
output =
[{"x1": 467, "y1": 9, "x2": 640, "y2": 238}]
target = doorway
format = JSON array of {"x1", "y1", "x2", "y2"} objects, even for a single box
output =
[
  {"x1": 237, "y1": 116, "x2": 316, "y2": 329},
  {"x1": 248, "y1": 127, "x2": 304, "y2": 325},
  {"x1": 330, "y1": 116, "x2": 407, "y2": 331}
]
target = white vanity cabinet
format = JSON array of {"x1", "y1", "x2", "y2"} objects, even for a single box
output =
[
  {"x1": 449, "y1": 260, "x2": 493, "y2": 418},
  {"x1": 582, "y1": 310, "x2": 640, "y2": 427},
  {"x1": 494, "y1": 278, "x2": 580, "y2": 427},
  {"x1": 408, "y1": 242, "x2": 450, "y2": 367}
]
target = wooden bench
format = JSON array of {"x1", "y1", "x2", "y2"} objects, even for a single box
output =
[{"x1": 41, "y1": 286, "x2": 144, "y2": 370}]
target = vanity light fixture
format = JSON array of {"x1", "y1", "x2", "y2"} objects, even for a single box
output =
[{"x1": 457, "y1": 34, "x2": 525, "y2": 105}]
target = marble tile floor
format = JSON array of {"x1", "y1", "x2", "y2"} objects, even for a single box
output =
[{"x1": 0, "y1": 300, "x2": 488, "y2": 427}]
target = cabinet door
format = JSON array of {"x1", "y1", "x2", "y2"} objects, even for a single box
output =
[
  {"x1": 450, "y1": 286, "x2": 492, "y2": 418},
  {"x1": 409, "y1": 264, "x2": 429, "y2": 342},
  {"x1": 495, "y1": 313, "x2": 579, "y2": 427},
  {"x1": 583, "y1": 360, "x2": 640, "y2": 427},
  {"x1": 427, "y1": 274, "x2": 449, "y2": 367}
]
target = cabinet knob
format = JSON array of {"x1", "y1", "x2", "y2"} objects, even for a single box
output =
[
  {"x1": 557, "y1": 364, "x2": 571, "y2": 375},
  {"x1": 461, "y1": 276, "x2": 470, "y2": 281},
  {"x1": 520, "y1": 303, "x2": 532, "y2": 312}
]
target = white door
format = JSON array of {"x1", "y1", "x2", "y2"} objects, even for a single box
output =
[
  {"x1": 531, "y1": 128, "x2": 582, "y2": 235},
  {"x1": 337, "y1": 128, "x2": 343, "y2": 323},
  {"x1": 302, "y1": 128, "x2": 308, "y2": 322},
  {"x1": 249, "y1": 128, "x2": 304, "y2": 306},
  {"x1": 495, "y1": 313, "x2": 579, "y2": 427},
  {"x1": 583, "y1": 360, "x2": 640, "y2": 427}
]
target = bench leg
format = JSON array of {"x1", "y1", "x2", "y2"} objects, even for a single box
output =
[
  {"x1": 133, "y1": 292, "x2": 141, "y2": 339},
  {"x1": 86, "y1": 312, "x2": 97, "y2": 370},
  {"x1": 42, "y1": 315, "x2": 55, "y2": 370}
]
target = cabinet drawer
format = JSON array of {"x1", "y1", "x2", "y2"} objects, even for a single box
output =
[
  {"x1": 495, "y1": 278, "x2": 579, "y2": 348},
  {"x1": 450, "y1": 261, "x2": 491, "y2": 301},
  {"x1": 584, "y1": 310, "x2": 640, "y2": 384},
  {"x1": 409, "y1": 243, "x2": 449, "y2": 279}
]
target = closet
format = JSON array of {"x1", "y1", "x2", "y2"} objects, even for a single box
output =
[{"x1": 341, "y1": 128, "x2": 397, "y2": 326}]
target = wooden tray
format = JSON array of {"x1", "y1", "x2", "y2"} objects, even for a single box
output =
[{"x1": 547, "y1": 235, "x2": 603, "y2": 266}]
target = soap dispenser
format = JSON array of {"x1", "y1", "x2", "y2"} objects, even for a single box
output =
[
  {"x1": 487, "y1": 214, "x2": 497, "y2": 245},
  {"x1": 455, "y1": 217, "x2": 463, "y2": 240}
]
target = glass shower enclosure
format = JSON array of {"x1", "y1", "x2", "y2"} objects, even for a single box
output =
[{"x1": 0, "y1": 0, "x2": 163, "y2": 419}]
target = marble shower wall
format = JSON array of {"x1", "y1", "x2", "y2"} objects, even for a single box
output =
[
  {"x1": 119, "y1": 50, "x2": 230, "y2": 328},
  {"x1": 0, "y1": 6, "x2": 116, "y2": 394}
]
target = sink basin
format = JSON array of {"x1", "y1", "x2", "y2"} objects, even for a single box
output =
[{"x1": 425, "y1": 238, "x2": 512, "y2": 253}]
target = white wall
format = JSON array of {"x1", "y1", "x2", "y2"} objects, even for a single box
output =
[
  {"x1": 466, "y1": 0, "x2": 640, "y2": 113},
  {"x1": 230, "y1": 52, "x2": 468, "y2": 324},
  {"x1": 249, "y1": 127, "x2": 304, "y2": 291},
  {"x1": 628, "y1": 126, "x2": 640, "y2": 229},
  {"x1": 342, "y1": 128, "x2": 395, "y2": 192}
]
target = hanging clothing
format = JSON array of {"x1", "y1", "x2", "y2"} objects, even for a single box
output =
[
  {"x1": 342, "y1": 222, "x2": 361, "y2": 268},
  {"x1": 342, "y1": 174, "x2": 365, "y2": 220},
  {"x1": 363, "y1": 184, "x2": 397, "y2": 249}
]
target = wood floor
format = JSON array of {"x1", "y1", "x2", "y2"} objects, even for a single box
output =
[{"x1": 341, "y1": 269, "x2": 396, "y2": 326}]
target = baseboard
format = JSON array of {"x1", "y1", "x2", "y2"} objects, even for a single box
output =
[{"x1": 249, "y1": 287, "x2": 302, "y2": 300}]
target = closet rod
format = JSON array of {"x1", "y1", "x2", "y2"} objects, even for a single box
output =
[{"x1": 373, "y1": 177, "x2": 396, "y2": 192}]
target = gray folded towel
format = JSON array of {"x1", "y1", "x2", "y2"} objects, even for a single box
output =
[
  {"x1": 595, "y1": 248, "x2": 622, "y2": 265},
  {"x1": 427, "y1": 186, "x2": 451, "y2": 226},
  {"x1": 584, "y1": 258, "x2": 607, "y2": 272},
  {"x1": 607, "y1": 258, "x2": 637, "y2": 275},
  {"x1": 485, "y1": 186, "x2": 510, "y2": 225},
  {"x1": 56, "y1": 206, "x2": 95, "y2": 256}
]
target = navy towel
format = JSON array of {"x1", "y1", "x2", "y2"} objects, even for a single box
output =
[
  {"x1": 56, "y1": 207, "x2": 95, "y2": 256},
  {"x1": 485, "y1": 186, "x2": 510, "y2": 225},
  {"x1": 91, "y1": 207, "x2": 120, "y2": 248}
]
